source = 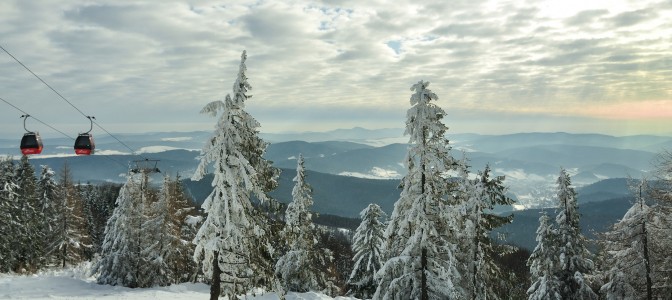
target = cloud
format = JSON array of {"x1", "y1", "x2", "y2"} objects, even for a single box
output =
[
  {"x1": 609, "y1": 8, "x2": 658, "y2": 27},
  {"x1": 570, "y1": 100, "x2": 672, "y2": 120},
  {"x1": 0, "y1": 0, "x2": 671, "y2": 139}
]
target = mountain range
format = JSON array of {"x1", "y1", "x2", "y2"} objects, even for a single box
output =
[
  {"x1": 2, "y1": 128, "x2": 669, "y2": 210},
  {"x1": 1, "y1": 128, "x2": 667, "y2": 250}
]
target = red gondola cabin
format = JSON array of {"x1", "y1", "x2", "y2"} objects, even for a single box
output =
[
  {"x1": 20, "y1": 132, "x2": 43, "y2": 155},
  {"x1": 74, "y1": 133, "x2": 95, "y2": 155}
]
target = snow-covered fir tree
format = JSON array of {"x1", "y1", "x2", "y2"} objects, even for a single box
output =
[
  {"x1": 13, "y1": 155, "x2": 41, "y2": 272},
  {"x1": 374, "y1": 80, "x2": 462, "y2": 299},
  {"x1": 527, "y1": 213, "x2": 562, "y2": 300},
  {"x1": 461, "y1": 165, "x2": 515, "y2": 300},
  {"x1": 139, "y1": 174, "x2": 197, "y2": 286},
  {"x1": 52, "y1": 161, "x2": 91, "y2": 268},
  {"x1": 651, "y1": 151, "x2": 672, "y2": 296},
  {"x1": 554, "y1": 168, "x2": 597, "y2": 299},
  {"x1": 599, "y1": 179, "x2": 652, "y2": 299},
  {"x1": 276, "y1": 155, "x2": 336, "y2": 294},
  {"x1": 347, "y1": 203, "x2": 386, "y2": 298},
  {"x1": 36, "y1": 165, "x2": 60, "y2": 266},
  {"x1": 94, "y1": 174, "x2": 144, "y2": 287},
  {"x1": 192, "y1": 50, "x2": 281, "y2": 299},
  {"x1": 80, "y1": 183, "x2": 103, "y2": 256},
  {"x1": 87, "y1": 183, "x2": 118, "y2": 255},
  {"x1": 0, "y1": 157, "x2": 19, "y2": 273},
  {"x1": 164, "y1": 174, "x2": 199, "y2": 284},
  {"x1": 139, "y1": 174, "x2": 174, "y2": 287}
]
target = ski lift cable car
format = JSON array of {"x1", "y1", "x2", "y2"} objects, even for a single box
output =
[
  {"x1": 74, "y1": 116, "x2": 96, "y2": 155},
  {"x1": 19, "y1": 114, "x2": 43, "y2": 155},
  {"x1": 130, "y1": 159, "x2": 161, "y2": 174}
]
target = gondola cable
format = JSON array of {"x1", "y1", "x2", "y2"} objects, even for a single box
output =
[
  {"x1": 0, "y1": 96, "x2": 129, "y2": 169},
  {"x1": 1, "y1": 44, "x2": 152, "y2": 162},
  {"x1": 1, "y1": 96, "x2": 74, "y2": 139}
]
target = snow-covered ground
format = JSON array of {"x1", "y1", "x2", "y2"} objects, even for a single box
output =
[{"x1": 0, "y1": 265, "x2": 357, "y2": 300}]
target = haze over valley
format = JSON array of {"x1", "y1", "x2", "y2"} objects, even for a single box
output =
[{"x1": 2, "y1": 127, "x2": 667, "y2": 214}]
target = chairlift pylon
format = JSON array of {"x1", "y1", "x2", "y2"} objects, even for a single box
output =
[{"x1": 19, "y1": 114, "x2": 43, "y2": 155}]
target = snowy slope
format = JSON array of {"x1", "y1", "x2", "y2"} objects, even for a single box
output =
[{"x1": 0, "y1": 265, "x2": 357, "y2": 300}]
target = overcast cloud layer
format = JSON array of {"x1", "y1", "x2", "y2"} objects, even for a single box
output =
[{"x1": 1, "y1": 0, "x2": 671, "y2": 137}]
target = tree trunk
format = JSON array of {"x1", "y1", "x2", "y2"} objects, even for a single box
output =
[
  {"x1": 421, "y1": 247, "x2": 428, "y2": 300},
  {"x1": 62, "y1": 244, "x2": 67, "y2": 268},
  {"x1": 640, "y1": 186, "x2": 653, "y2": 300},
  {"x1": 472, "y1": 223, "x2": 479, "y2": 300},
  {"x1": 211, "y1": 251, "x2": 221, "y2": 300},
  {"x1": 642, "y1": 222, "x2": 652, "y2": 300}
]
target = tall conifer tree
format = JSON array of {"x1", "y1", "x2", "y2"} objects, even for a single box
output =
[
  {"x1": 275, "y1": 155, "x2": 335, "y2": 294},
  {"x1": 52, "y1": 161, "x2": 91, "y2": 268},
  {"x1": 461, "y1": 165, "x2": 515, "y2": 299},
  {"x1": 14, "y1": 155, "x2": 41, "y2": 272},
  {"x1": 375, "y1": 81, "x2": 461, "y2": 299},
  {"x1": 347, "y1": 203, "x2": 386, "y2": 298},
  {"x1": 0, "y1": 157, "x2": 19, "y2": 272},
  {"x1": 36, "y1": 165, "x2": 59, "y2": 266},
  {"x1": 554, "y1": 168, "x2": 597, "y2": 299},
  {"x1": 527, "y1": 213, "x2": 562, "y2": 300},
  {"x1": 94, "y1": 174, "x2": 144, "y2": 287},
  {"x1": 192, "y1": 50, "x2": 280, "y2": 299}
]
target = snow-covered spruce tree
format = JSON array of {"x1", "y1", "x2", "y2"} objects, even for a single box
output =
[
  {"x1": 461, "y1": 165, "x2": 515, "y2": 300},
  {"x1": 14, "y1": 155, "x2": 42, "y2": 273},
  {"x1": 138, "y1": 174, "x2": 175, "y2": 287},
  {"x1": 192, "y1": 50, "x2": 280, "y2": 299},
  {"x1": 86, "y1": 183, "x2": 118, "y2": 255},
  {"x1": 648, "y1": 151, "x2": 672, "y2": 297},
  {"x1": 599, "y1": 179, "x2": 652, "y2": 299},
  {"x1": 554, "y1": 168, "x2": 597, "y2": 299},
  {"x1": 347, "y1": 203, "x2": 387, "y2": 298},
  {"x1": 527, "y1": 213, "x2": 562, "y2": 300},
  {"x1": 80, "y1": 182, "x2": 104, "y2": 257},
  {"x1": 52, "y1": 161, "x2": 91, "y2": 268},
  {"x1": 165, "y1": 174, "x2": 199, "y2": 284},
  {"x1": 94, "y1": 174, "x2": 144, "y2": 287},
  {"x1": 0, "y1": 157, "x2": 19, "y2": 273},
  {"x1": 374, "y1": 81, "x2": 461, "y2": 299},
  {"x1": 275, "y1": 155, "x2": 336, "y2": 294},
  {"x1": 36, "y1": 165, "x2": 60, "y2": 266}
]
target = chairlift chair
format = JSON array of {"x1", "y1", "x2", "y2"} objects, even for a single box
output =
[
  {"x1": 74, "y1": 116, "x2": 95, "y2": 155},
  {"x1": 19, "y1": 115, "x2": 43, "y2": 155},
  {"x1": 130, "y1": 159, "x2": 161, "y2": 174}
]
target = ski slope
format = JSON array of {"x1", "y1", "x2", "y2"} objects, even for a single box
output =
[{"x1": 0, "y1": 264, "x2": 357, "y2": 300}]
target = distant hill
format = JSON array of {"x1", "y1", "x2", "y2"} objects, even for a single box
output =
[
  {"x1": 184, "y1": 168, "x2": 401, "y2": 218},
  {"x1": 498, "y1": 196, "x2": 634, "y2": 251},
  {"x1": 260, "y1": 127, "x2": 404, "y2": 143},
  {"x1": 3, "y1": 130, "x2": 669, "y2": 210},
  {"x1": 468, "y1": 132, "x2": 672, "y2": 153}
]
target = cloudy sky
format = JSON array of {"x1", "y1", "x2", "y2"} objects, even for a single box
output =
[{"x1": 1, "y1": 0, "x2": 671, "y2": 138}]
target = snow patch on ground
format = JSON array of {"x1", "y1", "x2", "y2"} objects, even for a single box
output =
[
  {"x1": 0, "y1": 268, "x2": 359, "y2": 300},
  {"x1": 137, "y1": 146, "x2": 199, "y2": 154},
  {"x1": 95, "y1": 149, "x2": 131, "y2": 155},
  {"x1": 512, "y1": 204, "x2": 528, "y2": 210},
  {"x1": 29, "y1": 153, "x2": 77, "y2": 158},
  {"x1": 339, "y1": 167, "x2": 401, "y2": 179},
  {"x1": 594, "y1": 173, "x2": 609, "y2": 180},
  {"x1": 161, "y1": 137, "x2": 192, "y2": 142},
  {"x1": 357, "y1": 137, "x2": 407, "y2": 147},
  {"x1": 454, "y1": 145, "x2": 477, "y2": 152}
]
